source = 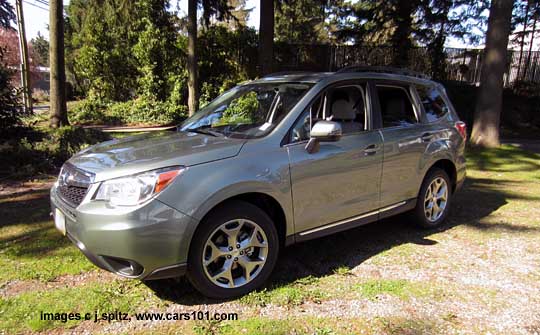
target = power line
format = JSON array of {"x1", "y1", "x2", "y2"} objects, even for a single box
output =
[
  {"x1": 22, "y1": 0, "x2": 48, "y2": 11},
  {"x1": 34, "y1": 0, "x2": 49, "y2": 6}
]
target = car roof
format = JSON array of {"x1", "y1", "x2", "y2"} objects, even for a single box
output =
[{"x1": 250, "y1": 70, "x2": 437, "y2": 86}]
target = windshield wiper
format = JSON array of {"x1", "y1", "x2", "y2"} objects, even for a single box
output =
[{"x1": 187, "y1": 127, "x2": 223, "y2": 137}]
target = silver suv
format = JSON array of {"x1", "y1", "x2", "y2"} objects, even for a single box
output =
[{"x1": 51, "y1": 67, "x2": 466, "y2": 298}]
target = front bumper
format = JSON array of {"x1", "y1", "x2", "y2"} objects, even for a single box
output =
[{"x1": 50, "y1": 185, "x2": 196, "y2": 280}]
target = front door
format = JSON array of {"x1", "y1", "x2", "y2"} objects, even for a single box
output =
[{"x1": 286, "y1": 83, "x2": 383, "y2": 235}]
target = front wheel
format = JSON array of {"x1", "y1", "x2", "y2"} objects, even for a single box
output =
[
  {"x1": 187, "y1": 200, "x2": 279, "y2": 299},
  {"x1": 412, "y1": 168, "x2": 452, "y2": 228}
]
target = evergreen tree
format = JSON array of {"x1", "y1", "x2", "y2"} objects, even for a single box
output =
[
  {"x1": 274, "y1": 0, "x2": 329, "y2": 43},
  {"x1": 0, "y1": 1, "x2": 15, "y2": 29},
  {"x1": 30, "y1": 32, "x2": 49, "y2": 67}
]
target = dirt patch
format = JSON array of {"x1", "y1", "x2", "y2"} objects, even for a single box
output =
[{"x1": 0, "y1": 271, "x2": 118, "y2": 298}]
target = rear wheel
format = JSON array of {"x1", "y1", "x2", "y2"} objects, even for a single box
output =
[
  {"x1": 412, "y1": 168, "x2": 452, "y2": 228},
  {"x1": 187, "y1": 200, "x2": 279, "y2": 299}
]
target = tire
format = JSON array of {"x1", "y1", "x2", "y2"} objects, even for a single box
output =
[
  {"x1": 186, "y1": 200, "x2": 279, "y2": 299},
  {"x1": 412, "y1": 168, "x2": 452, "y2": 228}
]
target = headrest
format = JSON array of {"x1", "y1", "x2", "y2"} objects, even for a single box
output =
[{"x1": 331, "y1": 99, "x2": 355, "y2": 120}]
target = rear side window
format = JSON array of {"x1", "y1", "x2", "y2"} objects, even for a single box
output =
[
  {"x1": 416, "y1": 85, "x2": 449, "y2": 122},
  {"x1": 376, "y1": 85, "x2": 417, "y2": 128}
]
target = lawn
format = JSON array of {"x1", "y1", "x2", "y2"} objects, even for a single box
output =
[{"x1": 1, "y1": 145, "x2": 539, "y2": 334}]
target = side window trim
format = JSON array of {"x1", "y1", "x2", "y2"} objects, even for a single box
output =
[{"x1": 283, "y1": 79, "x2": 372, "y2": 146}]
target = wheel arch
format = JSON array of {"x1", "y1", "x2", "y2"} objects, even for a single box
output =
[
  {"x1": 192, "y1": 189, "x2": 290, "y2": 250},
  {"x1": 424, "y1": 159, "x2": 458, "y2": 193}
]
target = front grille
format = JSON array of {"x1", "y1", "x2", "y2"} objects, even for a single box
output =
[
  {"x1": 56, "y1": 163, "x2": 94, "y2": 207},
  {"x1": 58, "y1": 185, "x2": 88, "y2": 207}
]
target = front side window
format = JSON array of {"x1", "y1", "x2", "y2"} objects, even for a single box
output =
[
  {"x1": 376, "y1": 85, "x2": 417, "y2": 128},
  {"x1": 181, "y1": 83, "x2": 313, "y2": 139},
  {"x1": 290, "y1": 84, "x2": 367, "y2": 143},
  {"x1": 416, "y1": 85, "x2": 449, "y2": 122}
]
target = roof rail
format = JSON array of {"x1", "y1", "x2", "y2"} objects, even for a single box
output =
[
  {"x1": 336, "y1": 65, "x2": 431, "y2": 80},
  {"x1": 262, "y1": 71, "x2": 318, "y2": 77}
]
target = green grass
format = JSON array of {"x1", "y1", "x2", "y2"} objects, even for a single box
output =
[
  {"x1": 240, "y1": 277, "x2": 327, "y2": 307},
  {"x1": 354, "y1": 279, "x2": 444, "y2": 301},
  {"x1": 0, "y1": 189, "x2": 94, "y2": 282},
  {"x1": 0, "y1": 280, "x2": 149, "y2": 332},
  {"x1": 467, "y1": 144, "x2": 540, "y2": 181}
]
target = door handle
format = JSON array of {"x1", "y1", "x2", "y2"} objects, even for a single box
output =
[
  {"x1": 421, "y1": 133, "x2": 434, "y2": 142},
  {"x1": 363, "y1": 144, "x2": 379, "y2": 155}
]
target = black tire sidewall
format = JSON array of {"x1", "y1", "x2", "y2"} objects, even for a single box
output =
[
  {"x1": 414, "y1": 169, "x2": 452, "y2": 228},
  {"x1": 187, "y1": 200, "x2": 279, "y2": 299}
]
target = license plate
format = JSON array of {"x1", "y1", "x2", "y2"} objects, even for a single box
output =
[{"x1": 54, "y1": 208, "x2": 66, "y2": 235}]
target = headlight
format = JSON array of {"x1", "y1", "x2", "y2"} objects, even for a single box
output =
[{"x1": 95, "y1": 166, "x2": 184, "y2": 206}]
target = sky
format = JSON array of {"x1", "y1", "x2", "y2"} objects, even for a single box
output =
[
  {"x1": 8, "y1": 0, "x2": 538, "y2": 50},
  {"x1": 8, "y1": 0, "x2": 260, "y2": 40}
]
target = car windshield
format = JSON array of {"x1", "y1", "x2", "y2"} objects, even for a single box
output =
[{"x1": 179, "y1": 82, "x2": 313, "y2": 139}]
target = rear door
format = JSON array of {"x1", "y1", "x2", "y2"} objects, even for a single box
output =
[{"x1": 371, "y1": 81, "x2": 432, "y2": 208}]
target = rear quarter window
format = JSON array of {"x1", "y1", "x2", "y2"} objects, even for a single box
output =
[{"x1": 416, "y1": 85, "x2": 449, "y2": 122}]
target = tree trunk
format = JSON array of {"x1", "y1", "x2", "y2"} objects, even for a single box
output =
[
  {"x1": 187, "y1": 0, "x2": 198, "y2": 117},
  {"x1": 390, "y1": 0, "x2": 414, "y2": 67},
  {"x1": 258, "y1": 0, "x2": 274, "y2": 76},
  {"x1": 470, "y1": 0, "x2": 514, "y2": 148},
  {"x1": 49, "y1": 0, "x2": 68, "y2": 127}
]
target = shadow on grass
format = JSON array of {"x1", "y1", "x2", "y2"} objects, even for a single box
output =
[
  {"x1": 467, "y1": 145, "x2": 540, "y2": 173},
  {"x1": 0, "y1": 188, "x2": 51, "y2": 228},
  {"x1": 0, "y1": 187, "x2": 72, "y2": 257},
  {"x1": 145, "y1": 175, "x2": 540, "y2": 305}
]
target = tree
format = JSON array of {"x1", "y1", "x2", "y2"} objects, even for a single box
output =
[
  {"x1": 0, "y1": 28, "x2": 39, "y2": 85},
  {"x1": 417, "y1": 0, "x2": 488, "y2": 79},
  {"x1": 186, "y1": 0, "x2": 232, "y2": 115},
  {"x1": 274, "y1": 0, "x2": 329, "y2": 43},
  {"x1": 30, "y1": 31, "x2": 49, "y2": 67},
  {"x1": 471, "y1": 0, "x2": 515, "y2": 148},
  {"x1": 223, "y1": 0, "x2": 251, "y2": 30},
  {"x1": 187, "y1": 0, "x2": 198, "y2": 116},
  {"x1": 335, "y1": 0, "x2": 420, "y2": 65},
  {"x1": 0, "y1": 48, "x2": 21, "y2": 132},
  {"x1": 0, "y1": 1, "x2": 15, "y2": 28},
  {"x1": 259, "y1": 0, "x2": 274, "y2": 75},
  {"x1": 50, "y1": 0, "x2": 69, "y2": 127},
  {"x1": 512, "y1": 1, "x2": 540, "y2": 79},
  {"x1": 0, "y1": 3, "x2": 20, "y2": 133}
]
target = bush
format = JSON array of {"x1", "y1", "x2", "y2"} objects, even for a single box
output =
[
  {"x1": 70, "y1": 97, "x2": 187, "y2": 126},
  {"x1": 0, "y1": 126, "x2": 112, "y2": 178},
  {"x1": 0, "y1": 50, "x2": 23, "y2": 132}
]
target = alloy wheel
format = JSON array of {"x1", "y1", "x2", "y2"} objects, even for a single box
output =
[
  {"x1": 424, "y1": 177, "x2": 448, "y2": 222},
  {"x1": 202, "y1": 219, "x2": 268, "y2": 289}
]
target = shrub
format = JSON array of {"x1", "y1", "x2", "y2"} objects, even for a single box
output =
[
  {"x1": 70, "y1": 97, "x2": 188, "y2": 126},
  {"x1": 0, "y1": 126, "x2": 111, "y2": 178},
  {"x1": 0, "y1": 49, "x2": 23, "y2": 132}
]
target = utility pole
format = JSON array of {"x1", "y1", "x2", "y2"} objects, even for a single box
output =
[{"x1": 15, "y1": 0, "x2": 33, "y2": 114}]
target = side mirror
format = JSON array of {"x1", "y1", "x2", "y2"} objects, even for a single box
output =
[{"x1": 305, "y1": 121, "x2": 342, "y2": 154}]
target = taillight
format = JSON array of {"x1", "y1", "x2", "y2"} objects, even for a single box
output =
[{"x1": 455, "y1": 121, "x2": 467, "y2": 141}]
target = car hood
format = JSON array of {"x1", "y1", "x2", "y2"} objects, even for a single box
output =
[{"x1": 68, "y1": 131, "x2": 246, "y2": 182}]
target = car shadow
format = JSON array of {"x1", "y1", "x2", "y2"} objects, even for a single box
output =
[{"x1": 144, "y1": 175, "x2": 539, "y2": 305}]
